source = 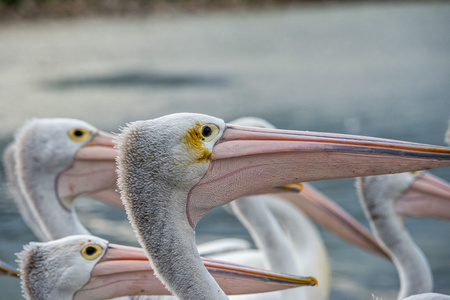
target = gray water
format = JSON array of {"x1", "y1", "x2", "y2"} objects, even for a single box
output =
[{"x1": 0, "y1": 2, "x2": 450, "y2": 299}]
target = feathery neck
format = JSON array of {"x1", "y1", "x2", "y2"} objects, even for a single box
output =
[
  {"x1": 265, "y1": 197, "x2": 330, "y2": 300},
  {"x1": 228, "y1": 195, "x2": 329, "y2": 300},
  {"x1": 4, "y1": 145, "x2": 48, "y2": 241},
  {"x1": 17, "y1": 155, "x2": 89, "y2": 240},
  {"x1": 357, "y1": 177, "x2": 433, "y2": 300},
  {"x1": 116, "y1": 119, "x2": 228, "y2": 299},
  {"x1": 228, "y1": 196, "x2": 292, "y2": 271},
  {"x1": 123, "y1": 179, "x2": 228, "y2": 300}
]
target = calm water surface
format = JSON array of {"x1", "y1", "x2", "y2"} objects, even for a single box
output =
[{"x1": 0, "y1": 2, "x2": 450, "y2": 299}]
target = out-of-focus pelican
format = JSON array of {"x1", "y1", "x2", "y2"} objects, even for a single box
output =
[
  {"x1": 16, "y1": 235, "x2": 314, "y2": 300},
  {"x1": 3, "y1": 118, "x2": 118, "y2": 241},
  {"x1": 115, "y1": 112, "x2": 450, "y2": 300},
  {"x1": 357, "y1": 171, "x2": 450, "y2": 300},
  {"x1": 359, "y1": 121, "x2": 450, "y2": 300}
]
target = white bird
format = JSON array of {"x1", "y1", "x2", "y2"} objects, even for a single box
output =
[
  {"x1": 16, "y1": 235, "x2": 311, "y2": 300},
  {"x1": 363, "y1": 120, "x2": 450, "y2": 300},
  {"x1": 357, "y1": 171, "x2": 450, "y2": 300},
  {"x1": 115, "y1": 112, "x2": 450, "y2": 300},
  {"x1": 4, "y1": 118, "x2": 119, "y2": 241}
]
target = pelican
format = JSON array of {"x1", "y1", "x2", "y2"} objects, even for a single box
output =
[
  {"x1": 357, "y1": 171, "x2": 450, "y2": 300},
  {"x1": 4, "y1": 118, "x2": 119, "y2": 241},
  {"x1": 115, "y1": 112, "x2": 450, "y2": 299},
  {"x1": 16, "y1": 235, "x2": 315, "y2": 300}
]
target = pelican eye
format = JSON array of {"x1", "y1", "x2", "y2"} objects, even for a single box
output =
[
  {"x1": 68, "y1": 128, "x2": 91, "y2": 142},
  {"x1": 197, "y1": 124, "x2": 219, "y2": 142},
  {"x1": 81, "y1": 244, "x2": 103, "y2": 260}
]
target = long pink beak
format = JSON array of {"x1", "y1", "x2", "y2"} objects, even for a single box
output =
[
  {"x1": 280, "y1": 183, "x2": 389, "y2": 259},
  {"x1": 57, "y1": 131, "x2": 122, "y2": 208},
  {"x1": 187, "y1": 125, "x2": 450, "y2": 226},
  {"x1": 74, "y1": 244, "x2": 316, "y2": 300},
  {"x1": 395, "y1": 171, "x2": 450, "y2": 219}
]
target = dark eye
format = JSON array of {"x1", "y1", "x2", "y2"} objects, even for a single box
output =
[
  {"x1": 85, "y1": 246, "x2": 97, "y2": 256},
  {"x1": 202, "y1": 126, "x2": 213, "y2": 138},
  {"x1": 68, "y1": 128, "x2": 90, "y2": 142},
  {"x1": 74, "y1": 130, "x2": 84, "y2": 137},
  {"x1": 196, "y1": 124, "x2": 219, "y2": 142}
]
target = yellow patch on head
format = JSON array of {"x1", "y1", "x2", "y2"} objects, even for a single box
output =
[{"x1": 180, "y1": 121, "x2": 213, "y2": 164}]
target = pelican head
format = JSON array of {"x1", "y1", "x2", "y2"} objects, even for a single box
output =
[
  {"x1": 116, "y1": 112, "x2": 450, "y2": 299},
  {"x1": 5, "y1": 118, "x2": 118, "y2": 241},
  {"x1": 17, "y1": 235, "x2": 109, "y2": 300},
  {"x1": 17, "y1": 235, "x2": 317, "y2": 300},
  {"x1": 357, "y1": 171, "x2": 450, "y2": 221}
]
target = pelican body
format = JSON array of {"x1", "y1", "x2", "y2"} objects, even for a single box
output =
[
  {"x1": 357, "y1": 171, "x2": 450, "y2": 300},
  {"x1": 116, "y1": 112, "x2": 450, "y2": 300}
]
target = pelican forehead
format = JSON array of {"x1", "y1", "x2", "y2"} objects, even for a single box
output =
[{"x1": 17, "y1": 118, "x2": 97, "y2": 141}]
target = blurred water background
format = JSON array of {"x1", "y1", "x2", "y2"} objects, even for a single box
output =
[{"x1": 1, "y1": 1, "x2": 450, "y2": 299}]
